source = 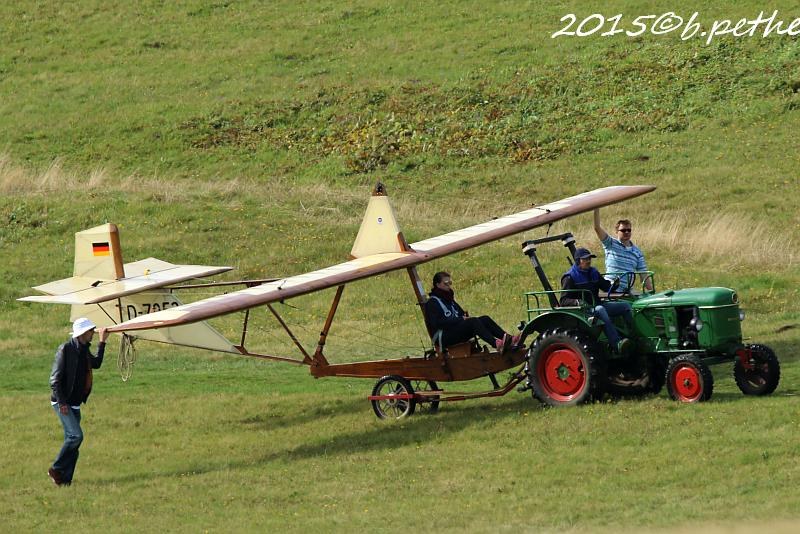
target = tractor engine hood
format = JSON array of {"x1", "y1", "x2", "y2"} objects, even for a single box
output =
[{"x1": 633, "y1": 287, "x2": 739, "y2": 309}]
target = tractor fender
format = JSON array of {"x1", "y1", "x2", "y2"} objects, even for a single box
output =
[{"x1": 522, "y1": 311, "x2": 597, "y2": 342}]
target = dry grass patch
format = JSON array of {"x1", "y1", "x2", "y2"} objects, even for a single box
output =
[
  {"x1": 0, "y1": 153, "x2": 523, "y2": 229},
  {"x1": 635, "y1": 212, "x2": 793, "y2": 269},
  {"x1": 553, "y1": 211, "x2": 794, "y2": 272},
  {"x1": 2, "y1": 154, "x2": 794, "y2": 270}
]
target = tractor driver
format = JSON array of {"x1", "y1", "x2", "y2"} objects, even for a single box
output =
[
  {"x1": 560, "y1": 248, "x2": 633, "y2": 354},
  {"x1": 425, "y1": 271, "x2": 519, "y2": 353}
]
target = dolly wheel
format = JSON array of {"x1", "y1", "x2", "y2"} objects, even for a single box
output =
[
  {"x1": 666, "y1": 354, "x2": 714, "y2": 402},
  {"x1": 734, "y1": 344, "x2": 780, "y2": 396},
  {"x1": 412, "y1": 380, "x2": 440, "y2": 414},
  {"x1": 371, "y1": 375, "x2": 416, "y2": 419}
]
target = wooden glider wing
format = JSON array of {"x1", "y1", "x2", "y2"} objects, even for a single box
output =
[{"x1": 107, "y1": 185, "x2": 654, "y2": 333}]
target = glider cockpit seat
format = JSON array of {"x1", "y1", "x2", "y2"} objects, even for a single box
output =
[{"x1": 423, "y1": 307, "x2": 482, "y2": 360}]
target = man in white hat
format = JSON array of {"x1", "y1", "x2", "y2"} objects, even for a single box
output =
[{"x1": 48, "y1": 317, "x2": 109, "y2": 486}]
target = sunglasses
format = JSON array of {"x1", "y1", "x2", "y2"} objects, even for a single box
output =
[{"x1": 618, "y1": 228, "x2": 632, "y2": 233}]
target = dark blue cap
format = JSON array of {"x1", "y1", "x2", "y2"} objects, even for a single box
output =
[{"x1": 574, "y1": 247, "x2": 596, "y2": 261}]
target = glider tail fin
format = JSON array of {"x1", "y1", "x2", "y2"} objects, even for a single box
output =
[
  {"x1": 350, "y1": 182, "x2": 407, "y2": 258},
  {"x1": 73, "y1": 223, "x2": 125, "y2": 280}
]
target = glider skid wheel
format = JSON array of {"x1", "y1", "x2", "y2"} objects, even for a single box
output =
[
  {"x1": 371, "y1": 375, "x2": 417, "y2": 420},
  {"x1": 411, "y1": 380, "x2": 440, "y2": 415},
  {"x1": 528, "y1": 329, "x2": 603, "y2": 407},
  {"x1": 117, "y1": 334, "x2": 137, "y2": 382},
  {"x1": 734, "y1": 344, "x2": 781, "y2": 396},
  {"x1": 666, "y1": 354, "x2": 714, "y2": 403}
]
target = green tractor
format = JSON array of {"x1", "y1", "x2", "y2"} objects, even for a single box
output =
[{"x1": 517, "y1": 233, "x2": 781, "y2": 406}]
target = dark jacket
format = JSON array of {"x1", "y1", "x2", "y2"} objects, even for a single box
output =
[
  {"x1": 425, "y1": 293, "x2": 466, "y2": 334},
  {"x1": 50, "y1": 337, "x2": 105, "y2": 405},
  {"x1": 560, "y1": 264, "x2": 611, "y2": 307}
]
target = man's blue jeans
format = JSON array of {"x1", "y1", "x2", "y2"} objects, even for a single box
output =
[
  {"x1": 592, "y1": 301, "x2": 633, "y2": 347},
  {"x1": 52, "y1": 405, "x2": 83, "y2": 483}
]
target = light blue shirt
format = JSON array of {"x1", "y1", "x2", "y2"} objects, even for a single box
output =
[{"x1": 600, "y1": 235, "x2": 647, "y2": 287}]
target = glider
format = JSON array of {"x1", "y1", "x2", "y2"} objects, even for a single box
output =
[{"x1": 21, "y1": 184, "x2": 656, "y2": 404}]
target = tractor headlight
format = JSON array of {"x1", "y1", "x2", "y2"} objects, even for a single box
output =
[
  {"x1": 689, "y1": 317, "x2": 704, "y2": 332},
  {"x1": 739, "y1": 310, "x2": 746, "y2": 321},
  {"x1": 732, "y1": 292, "x2": 738, "y2": 304}
]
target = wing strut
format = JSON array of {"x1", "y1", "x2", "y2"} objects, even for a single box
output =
[
  {"x1": 239, "y1": 309, "x2": 251, "y2": 348},
  {"x1": 233, "y1": 307, "x2": 310, "y2": 365},
  {"x1": 267, "y1": 303, "x2": 313, "y2": 365},
  {"x1": 313, "y1": 285, "x2": 345, "y2": 368}
]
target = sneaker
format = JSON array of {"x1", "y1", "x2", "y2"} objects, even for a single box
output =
[
  {"x1": 48, "y1": 467, "x2": 62, "y2": 486},
  {"x1": 494, "y1": 337, "x2": 505, "y2": 351},
  {"x1": 616, "y1": 338, "x2": 631, "y2": 354}
]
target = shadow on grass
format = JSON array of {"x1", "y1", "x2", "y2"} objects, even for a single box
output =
[
  {"x1": 235, "y1": 396, "x2": 369, "y2": 429},
  {"x1": 92, "y1": 364, "x2": 798, "y2": 486},
  {"x1": 275, "y1": 396, "x2": 544, "y2": 458},
  {"x1": 92, "y1": 395, "x2": 545, "y2": 486},
  {"x1": 765, "y1": 337, "x2": 798, "y2": 364}
]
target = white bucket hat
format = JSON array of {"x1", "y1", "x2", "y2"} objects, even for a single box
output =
[{"x1": 71, "y1": 317, "x2": 97, "y2": 338}]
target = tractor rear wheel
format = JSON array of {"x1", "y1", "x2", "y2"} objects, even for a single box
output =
[
  {"x1": 646, "y1": 357, "x2": 667, "y2": 395},
  {"x1": 371, "y1": 375, "x2": 416, "y2": 419},
  {"x1": 605, "y1": 356, "x2": 666, "y2": 398},
  {"x1": 528, "y1": 329, "x2": 604, "y2": 407},
  {"x1": 734, "y1": 344, "x2": 780, "y2": 396},
  {"x1": 666, "y1": 354, "x2": 714, "y2": 402}
]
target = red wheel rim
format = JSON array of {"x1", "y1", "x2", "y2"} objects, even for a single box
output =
[
  {"x1": 671, "y1": 364, "x2": 703, "y2": 401},
  {"x1": 536, "y1": 343, "x2": 587, "y2": 402}
]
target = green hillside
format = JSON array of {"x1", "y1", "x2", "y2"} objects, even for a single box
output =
[{"x1": 2, "y1": 1, "x2": 799, "y2": 532}]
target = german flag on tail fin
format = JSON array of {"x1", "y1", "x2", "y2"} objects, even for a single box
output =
[{"x1": 92, "y1": 242, "x2": 110, "y2": 256}]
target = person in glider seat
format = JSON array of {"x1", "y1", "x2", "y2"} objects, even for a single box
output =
[{"x1": 425, "y1": 271, "x2": 520, "y2": 353}]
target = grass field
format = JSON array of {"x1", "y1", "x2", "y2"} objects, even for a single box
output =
[{"x1": 2, "y1": 1, "x2": 800, "y2": 532}]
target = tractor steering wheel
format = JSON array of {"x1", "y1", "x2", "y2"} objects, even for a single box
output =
[
  {"x1": 609, "y1": 276, "x2": 621, "y2": 295},
  {"x1": 618, "y1": 273, "x2": 634, "y2": 296}
]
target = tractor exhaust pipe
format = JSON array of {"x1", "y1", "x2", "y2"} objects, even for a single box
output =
[{"x1": 522, "y1": 241, "x2": 559, "y2": 309}]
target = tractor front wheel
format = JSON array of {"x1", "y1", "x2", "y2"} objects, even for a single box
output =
[
  {"x1": 734, "y1": 344, "x2": 780, "y2": 396},
  {"x1": 666, "y1": 354, "x2": 714, "y2": 402},
  {"x1": 528, "y1": 329, "x2": 604, "y2": 407}
]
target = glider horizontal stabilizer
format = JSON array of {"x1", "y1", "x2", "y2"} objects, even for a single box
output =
[{"x1": 18, "y1": 260, "x2": 232, "y2": 305}]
